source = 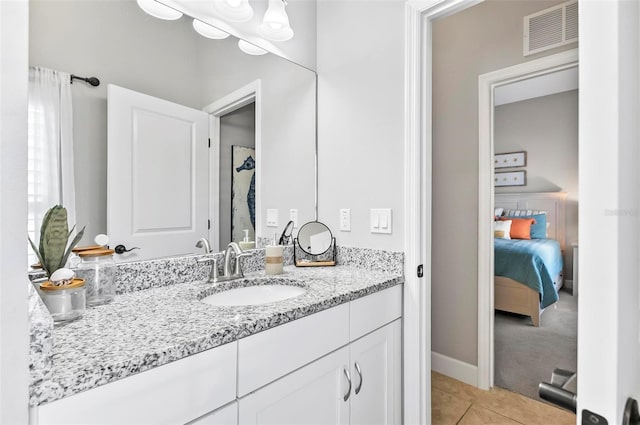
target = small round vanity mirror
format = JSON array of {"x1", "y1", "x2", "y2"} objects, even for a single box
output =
[{"x1": 296, "y1": 221, "x2": 333, "y2": 255}]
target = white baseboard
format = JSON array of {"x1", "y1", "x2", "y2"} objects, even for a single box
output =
[{"x1": 431, "y1": 351, "x2": 478, "y2": 387}]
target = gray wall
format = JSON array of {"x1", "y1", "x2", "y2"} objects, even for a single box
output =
[
  {"x1": 219, "y1": 103, "x2": 255, "y2": 248},
  {"x1": 317, "y1": 0, "x2": 405, "y2": 251},
  {"x1": 432, "y1": 0, "x2": 577, "y2": 365},
  {"x1": 495, "y1": 90, "x2": 579, "y2": 279}
]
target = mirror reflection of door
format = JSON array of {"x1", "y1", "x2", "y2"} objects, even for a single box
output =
[{"x1": 219, "y1": 102, "x2": 256, "y2": 249}]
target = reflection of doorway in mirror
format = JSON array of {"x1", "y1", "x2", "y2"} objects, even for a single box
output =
[{"x1": 232, "y1": 146, "x2": 256, "y2": 244}]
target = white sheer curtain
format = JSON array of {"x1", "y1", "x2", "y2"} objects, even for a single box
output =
[{"x1": 28, "y1": 67, "x2": 76, "y2": 264}]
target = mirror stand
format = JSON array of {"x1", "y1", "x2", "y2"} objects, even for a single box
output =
[{"x1": 293, "y1": 237, "x2": 336, "y2": 267}]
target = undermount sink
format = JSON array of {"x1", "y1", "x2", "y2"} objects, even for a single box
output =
[{"x1": 200, "y1": 279, "x2": 306, "y2": 306}]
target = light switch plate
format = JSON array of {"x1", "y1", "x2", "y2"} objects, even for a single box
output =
[
  {"x1": 370, "y1": 208, "x2": 392, "y2": 234},
  {"x1": 340, "y1": 209, "x2": 351, "y2": 232},
  {"x1": 289, "y1": 209, "x2": 298, "y2": 228},
  {"x1": 266, "y1": 209, "x2": 278, "y2": 227}
]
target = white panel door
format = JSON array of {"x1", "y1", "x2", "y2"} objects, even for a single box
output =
[
  {"x1": 350, "y1": 320, "x2": 401, "y2": 425},
  {"x1": 239, "y1": 347, "x2": 350, "y2": 425},
  {"x1": 107, "y1": 85, "x2": 208, "y2": 261}
]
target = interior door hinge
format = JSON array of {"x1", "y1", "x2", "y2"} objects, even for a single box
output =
[
  {"x1": 208, "y1": 219, "x2": 211, "y2": 230},
  {"x1": 208, "y1": 138, "x2": 211, "y2": 148},
  {"x1": 417, "y1": 264, "x2": 424, "y2": 278}
]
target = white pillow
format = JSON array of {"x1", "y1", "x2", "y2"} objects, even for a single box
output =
[{"x1": 494, "y1": 220, "x2": 512, "y2": 239}]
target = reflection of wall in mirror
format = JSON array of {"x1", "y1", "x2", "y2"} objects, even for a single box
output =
[
  {"x1": 309, "y1": 231, "x2": 331, "y2": 254},
  {"x1": 220, "y1": 103, "x2": 255, "y2": 248},
  {"x1": 28, "y1": 0, "x2": 316, "y2": 251},
  {"x1": 232, "y1": 146, "x2": 256, "y2": 244}
]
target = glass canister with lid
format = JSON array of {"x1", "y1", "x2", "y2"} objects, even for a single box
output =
[{"x1": 75, "y1": 248, "x2": 116, "y2": 306}]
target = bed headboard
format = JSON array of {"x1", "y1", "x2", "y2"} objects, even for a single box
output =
[{"x1": 495, "y1": 192, "x2": 567, "y2": 249}]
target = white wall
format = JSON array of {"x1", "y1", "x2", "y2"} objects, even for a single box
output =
[
  {"x1": 0, "y1": 1, "x2": 29, "y2": 422},
  {"x1": 432, "y1": 0, "x2": 577, "y2": 365},
  {"x1": 494, "y1": 90, "x2": 578, "y2": 279},
  {"x1": 317, "y1": 0, "x2": 405, "y2": 251}
]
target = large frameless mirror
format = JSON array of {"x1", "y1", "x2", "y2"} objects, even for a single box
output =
[{"x1": 28, "y1": 0, "x2": 317, "y2": 262}]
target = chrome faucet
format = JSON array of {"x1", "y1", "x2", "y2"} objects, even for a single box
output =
[
  {"x1": 195, "y1": 238, "x2": 218, "y2": 283},
  {"x1": 198, "y1": 242, "x2": 251, "y2": 284},
  {"x1": 195, "y1": 238, "x2": 212, "y2": 254},
  {"x1": 222, "y1": 242, "x2": 250, "y2": 279}
]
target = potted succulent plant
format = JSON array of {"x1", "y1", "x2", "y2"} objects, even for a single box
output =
[{"x1": 29, "y1": 205, "x2": 87, "y2": 322}]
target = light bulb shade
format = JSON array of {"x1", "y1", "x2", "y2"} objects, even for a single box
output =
[
  {"x1": 136, "y1": 0, "x2": 183, "y2": 20},
  {"x1": 213, "y1": 0, "x2": 254, "y2": 23},
  {"x1": 192, "y1": 19, "x2": 230, "y2": 39},
  {"x1": 259, "y1": 0, "x2": 293, "y2": 41},
  {"x1": 238, "y1": 40, "x2": 268, "y2": 56}
]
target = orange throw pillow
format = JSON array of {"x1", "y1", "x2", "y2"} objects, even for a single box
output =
[{"x1": 499, "y1": 217, "x2": 536, "y2": 240}]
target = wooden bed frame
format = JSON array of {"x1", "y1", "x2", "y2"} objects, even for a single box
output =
[{"x1": 494, "y1": 192, "x2": 567, "y2": 327}]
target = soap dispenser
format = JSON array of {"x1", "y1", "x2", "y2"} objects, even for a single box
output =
[
  {"x1": 265, "y1": 232, "x2": 284, "y2": 275},
  {"x1": 239, "y1": 229, "x2": 255, "y2": 250}
]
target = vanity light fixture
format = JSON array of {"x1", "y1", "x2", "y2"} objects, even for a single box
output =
[
  {"x1": 213, "y1": 0, "x2": 254, "y2": 23},
  {"x1": 192, "y1": 19, "x2": 230, "y2": 39},
  {"x1": 259, "y1": 0, "x2": 294, "y2": 41},
  {"x1": 238, "y1": 39, "x2": 268, "y2": 55},
  {"x1": 136, "y1": 0, "x2": 183, "y2": 20}
]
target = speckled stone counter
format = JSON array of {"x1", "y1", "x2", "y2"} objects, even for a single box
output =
[{"x1": 29, "y1": 247, "x2": 403, "y2": 407}]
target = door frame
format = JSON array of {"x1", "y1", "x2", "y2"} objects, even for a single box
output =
[
  {"x1": 203, "y1": 80, "x2": 262, "y2": 252},
  {"x1": 476, "y1": 49, "x2": 579, "y2": 390},
  {"x1": 404, "y1": 1, "x2": 483, "y2": 423}
]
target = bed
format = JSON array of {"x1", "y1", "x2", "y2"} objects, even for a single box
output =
[{"x1": 494, "y1": 192, "x2": 567, "y2": 326}]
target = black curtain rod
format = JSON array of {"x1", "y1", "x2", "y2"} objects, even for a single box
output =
[{"x1": 70, "y1": 74, "x2": 100, "y2": 87}]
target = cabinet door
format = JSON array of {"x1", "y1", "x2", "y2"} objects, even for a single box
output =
[
  {"x1": 239, "y1": 347, "x2": 350, "y2": 425},
  {"x1": 350, "y1": 320, "x2": 402, "y2": 425}
]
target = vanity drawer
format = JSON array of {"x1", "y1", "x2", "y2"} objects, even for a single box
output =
[
  {"x1": 350, "y1": 284, "x2": 403, "y2": 341},
  {"x1": 237, "y1": 303, "x2": 350, "y2": 396},
  {"x1": 35, "y1": 342, "x2": 237, "y2": 425}
]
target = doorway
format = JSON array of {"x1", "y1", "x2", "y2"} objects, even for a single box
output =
[
  {"x1": 204, "y1": 80, "x2": 262, "y2": 253},
  {"x1": 218, "y1": 102, "x2": 256, "y2": 249},
  {"x1": 477, "y1": 50, "x2": 579, "y2": 393},
  {"x1": 490, "y1": 64, "x2": 579, "y2": 401}
]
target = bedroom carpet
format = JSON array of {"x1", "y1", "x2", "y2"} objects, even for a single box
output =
[{"x1": 494, "y1": 289, "x2": 577, "y2": 403}]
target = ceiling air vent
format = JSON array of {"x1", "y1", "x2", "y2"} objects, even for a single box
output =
[{"x1": 523, "y1": 0, "x2": 578, "y2": 56}]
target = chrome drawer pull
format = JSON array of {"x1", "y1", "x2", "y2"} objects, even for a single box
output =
[
  {"x1": 343, "y1": 368, "x2": 352, "y2": 401},
  {"x1": 354, "y1": 362, "x2": 363, "y2": 395}
]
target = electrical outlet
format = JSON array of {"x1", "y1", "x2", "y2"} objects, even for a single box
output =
[
  {"x1": 340, "y1": 209, "x2": 351, "y2": 232},
  {"x1": 289, "y1": 209, "x2": 298, "y2": 228}
]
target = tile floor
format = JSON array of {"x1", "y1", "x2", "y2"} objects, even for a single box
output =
[{"x1": 431, "y1": 372, "x2": 576, "y2": 425}]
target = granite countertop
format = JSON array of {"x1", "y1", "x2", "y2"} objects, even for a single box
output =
[{"x1": 30, "y1": 264, "x2": 403, "y2": 407}]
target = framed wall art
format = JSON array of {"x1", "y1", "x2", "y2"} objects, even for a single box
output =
[
  {"x1": 495, "y1": 170, "x2": 526, "y2": 187},
  {"x1": 494, "y1": 151, "x2": 526, "y2": 169}
]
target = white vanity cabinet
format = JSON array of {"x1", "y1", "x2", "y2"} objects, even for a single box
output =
[
  {"x1": 239, "y1": 346, "x2": 351, "y2": 424},
  {"x1": 349, "y1": 320, "x2": 402, "y2": 425},
  {"x1": 31, "y1": 285, "x2": 402, "y2": 425},
  {"x1": 238, "y1": 319, "x2": 401, "y2": 425},
  {"x1": 187, "y1": 401, "x2": 238, "y2": 425},
  {"x1": 34, "y1": 341, "x2": 238, "y2": 425}
]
